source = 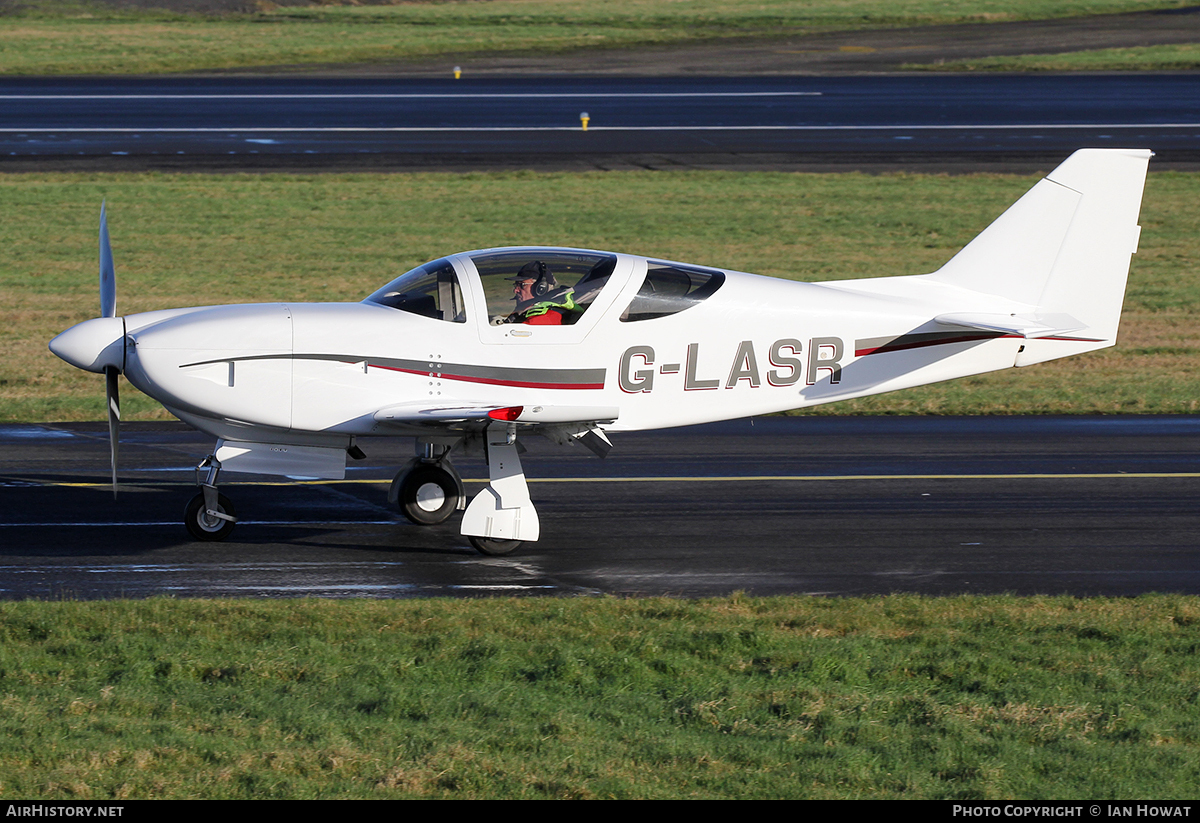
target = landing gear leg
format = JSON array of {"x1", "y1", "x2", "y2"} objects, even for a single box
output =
[
  {"x1": 390, "y1": 442, "x2": 466, "y2": 526},
  {"x1": 461, "y1": 423, "x2": 539, "y2": 556},
  {"x1": 185, "y1": 454, "x2": 238, "y2": 541}
]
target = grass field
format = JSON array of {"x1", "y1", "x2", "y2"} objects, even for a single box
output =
[
  {"x1": 4, "y1": 168, "x2": 1198, "y2": 422},
  {"x1": 0, "y1": 0, "x2": 1192, "y2": 74},
  {"x1": 0, "y1": 594, "x2": 1197, "y2": 799},
  {"x1": 907, "y1": 43, "x2": 1200, "y2": 71}
]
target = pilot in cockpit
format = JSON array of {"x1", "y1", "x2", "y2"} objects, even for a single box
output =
[{"x1": 504, "y1": 261, "x2": 578, "y2": 325}]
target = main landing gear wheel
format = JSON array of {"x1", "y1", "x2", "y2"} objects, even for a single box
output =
[
  {"x1": 398, "y1": 464, "x2": 461, "y2": 526},
  {"x1": 184, "y1": 492, "x2": 237, "y2": 542},
  {"x1": 468, "y1": 535, "x2": 522, "y2": 556}
]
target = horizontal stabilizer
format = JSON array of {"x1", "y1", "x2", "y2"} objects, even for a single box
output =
[{"x1": 934, "y1": 311, "x2": 1086, "y2": 339}]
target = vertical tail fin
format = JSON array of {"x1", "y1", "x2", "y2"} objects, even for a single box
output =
[{"x1": 928, "y1": 148, "x2": 1151, "y2": 365}]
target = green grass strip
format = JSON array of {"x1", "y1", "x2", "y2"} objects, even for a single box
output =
[
  {"x1": 906, "y1": 42, "x2": 1200, "y2": 71},
  {"x1": 0, "y1": 0, "x2": 1192, "y2": 74},
  {"x1": 0, "y1": 595, "x2": 1197, "y2": 799}
]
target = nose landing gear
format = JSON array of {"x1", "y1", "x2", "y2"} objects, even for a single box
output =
[{"x1": 185, "y1": 454, "x2": 238, "y2": 541}]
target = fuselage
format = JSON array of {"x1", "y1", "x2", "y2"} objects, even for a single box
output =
[{"x1": 56, "y1": 247, "x2": 1038, "y2": 448}]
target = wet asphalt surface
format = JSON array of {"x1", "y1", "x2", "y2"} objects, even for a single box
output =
[{"x1": 3, "y1": 416, "x2": 1199, "y2": 599}]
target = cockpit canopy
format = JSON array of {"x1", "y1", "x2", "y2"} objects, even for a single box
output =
[
  {"x1": 469, "y1": 249, "x2": 617, "y2": 325},
  {"x1": 619, "y1": 261, "x2": 725, "y2": 322},
  {"x1": 364, "y1": 248, "x2": 725, "y2": 326}
]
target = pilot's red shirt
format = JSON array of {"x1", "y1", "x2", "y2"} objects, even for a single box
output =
[{"x1": 525, "y1": 310, "x2": 564, "y2": 325}]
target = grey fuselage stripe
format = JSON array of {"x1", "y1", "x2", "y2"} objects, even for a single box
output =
[{"x1": 180, "y1": 353, "x2": 607, "y2": 390}]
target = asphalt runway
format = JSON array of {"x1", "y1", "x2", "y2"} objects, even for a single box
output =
[
  {"x1": 3, "y1": 416, "x2": 1199, "y2": 599},
  {"x1": 3, "y1": 74, "x2": 1199, "y2": 171}
]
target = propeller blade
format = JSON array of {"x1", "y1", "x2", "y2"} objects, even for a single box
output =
[
  {"x1": 99, "y1": 203, "x2": 122, "y2": 498},
  {"x1": 99, "y1": 201, "x2": 116, "y2": 319},
  {"x1": 105, "y1": 364, "x2": 120, "y2": 498}
]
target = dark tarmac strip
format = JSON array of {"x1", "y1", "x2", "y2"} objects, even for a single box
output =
[
  {"x1": 5, "y1": 74, "x2": 1200, "y2": 173},
  {"x1": 2, "y1": 416, "x2": 1199, "y2": 599}
]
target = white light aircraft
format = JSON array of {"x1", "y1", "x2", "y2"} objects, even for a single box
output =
[{"x1": 49, "y1": 149, "x2": 1152, "y2": 555}]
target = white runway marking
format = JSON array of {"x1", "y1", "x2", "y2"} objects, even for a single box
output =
[
  {"x1": 0, "y1": 520, "x2": 401, "y2": 527},
  {"x1": 2, "y1": 123, "x2": 1197, "y2": 133},
  {"x1": 0, "y1": 92, "x2": 823, "y2": 100}
]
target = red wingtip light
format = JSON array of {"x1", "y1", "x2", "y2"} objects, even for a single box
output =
[{"x1": 487, "y1": 406, "x2": 523, "y2": 421}]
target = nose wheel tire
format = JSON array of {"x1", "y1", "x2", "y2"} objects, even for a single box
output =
[
  {"x1": 185, "y1": 492, "x2": 237, "y2": 542},
  {"x1": 468, "y1": 535, "x2": 522, "y2": 556},
  {"x1": 398, "y1": 464, "x2": 461, "y2": 526}
]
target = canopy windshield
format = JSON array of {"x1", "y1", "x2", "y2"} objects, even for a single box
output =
[{"x1": 363, "y1": 258, "x2": 466, "y2": 323}]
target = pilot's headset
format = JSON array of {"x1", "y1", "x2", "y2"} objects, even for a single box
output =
[
  {"x1": 528, "y1": 261, "x2": 556, "y2": 297},
  {"x1": 510, "y1": 261, "x2": 557, "y2": 305}
]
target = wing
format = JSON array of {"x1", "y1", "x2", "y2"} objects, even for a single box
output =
[
  {"x1": 373, "y1": 402, "x2": 618, "y2": 457},
  {"x1": 373, "y1": 401, "x2": 618, "y2": 426}
]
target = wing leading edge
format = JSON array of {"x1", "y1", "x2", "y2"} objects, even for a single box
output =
[
  {"x1": 373, "y1": 402, "x2": 617, "y2": 458},
  {"x1": 373, "y1": 402, "x2": 618, "y2": 427}
]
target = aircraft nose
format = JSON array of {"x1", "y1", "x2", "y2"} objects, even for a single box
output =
[{"x1": 49, "y1": 316, "x2": 126, "y2": 373}]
